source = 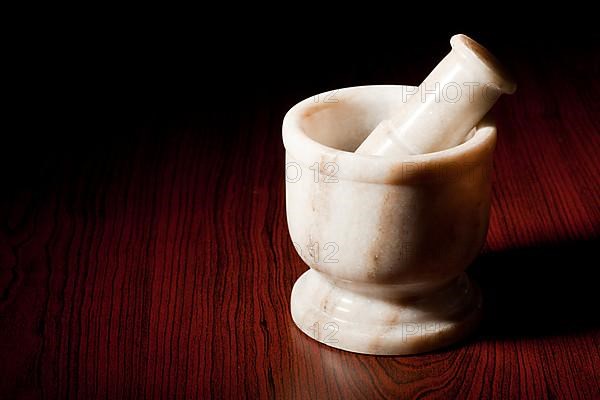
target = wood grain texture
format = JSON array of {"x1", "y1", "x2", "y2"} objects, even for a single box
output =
[{"x1": 1, "y1": 48, "x2": 599, "y2": 399}]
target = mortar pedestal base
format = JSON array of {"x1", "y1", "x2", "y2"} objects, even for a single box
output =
[{"x1": 290, "y1": 270, "x2": 482, "y2": 355}]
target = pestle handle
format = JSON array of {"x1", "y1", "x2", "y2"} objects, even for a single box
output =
[{"x1": 355, "y1": 34, "x2": 516, "y2": 156}]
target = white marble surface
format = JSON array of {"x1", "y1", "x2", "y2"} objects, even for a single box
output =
[{"x1": 283, "y1": 85, "x2": 496, "y2": 355}]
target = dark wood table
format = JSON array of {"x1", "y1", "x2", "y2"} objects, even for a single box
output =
[{"x1": 1, "y1": 36, "x2": 599, "y2": 399}]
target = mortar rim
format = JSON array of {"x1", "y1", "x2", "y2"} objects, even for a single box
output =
[{"x1": 282, "y1": 85, "x2": 497, "y2": 184}]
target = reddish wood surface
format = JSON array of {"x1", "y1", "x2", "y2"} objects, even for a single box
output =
[{"x1": 1, "y1": 49, "x2": 599, "y2": 399}]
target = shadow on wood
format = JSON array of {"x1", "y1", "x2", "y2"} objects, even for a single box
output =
[{"x1": 470, "y1": 240, "x2": 599, "y2": 338}]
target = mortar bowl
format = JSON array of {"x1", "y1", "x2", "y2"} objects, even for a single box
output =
[{"x1": 283, "y1": 85, "x2": 495, "y2": 355}]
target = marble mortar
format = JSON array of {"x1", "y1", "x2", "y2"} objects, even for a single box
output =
[{"x1": 283, "y1": 85, "x2": 496, "y2": 355}]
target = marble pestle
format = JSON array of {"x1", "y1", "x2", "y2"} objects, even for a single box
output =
[{"x1": 355, "y1": 34, "x2": 516, "y2": 156}]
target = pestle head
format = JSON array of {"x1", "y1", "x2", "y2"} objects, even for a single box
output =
[
  {"x1": 355, "y1": 34, "x2": 516, "y2": 156},
  {"x1": 450, "y1": 34, "x2": 516, "y2": 95}
]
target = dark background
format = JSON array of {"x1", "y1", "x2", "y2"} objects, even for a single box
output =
[
  {"x1": 5, "y1": 20, "x2": 599, "y2": 181},
  {"x1": 5, "y1": 19, "x2": 599, "y2": 159},
  {"x1": 1, "y1": 16, "x2": 599, "y2": 399}
]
